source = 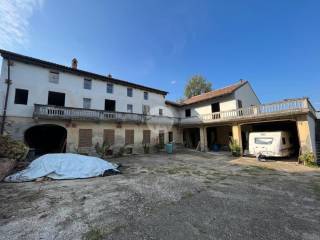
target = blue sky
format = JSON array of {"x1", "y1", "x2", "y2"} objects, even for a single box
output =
[{"x1": 1, "y1": 0, "x2": 320, "y2": 107}]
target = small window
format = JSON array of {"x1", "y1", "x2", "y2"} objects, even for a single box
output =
[
  {"x1": 254, "y1": 138, "x2": 273, "y2": 145},
  {"x1": 185, "y1": 109, "x2": 191, "y2": 117},
  {"x1": 159, "y1": 108, "x2": 163, "y2": 116},
  {"x1": 168, "y1": 132, "x2": 173, "y2": 142},
  {"x1": 14, "y1": 88, "x2": 28, "y2": 105},
  {"x1": 107, "y1": 83, "x2": 113, "y2": 94},
  {"x1": 84, "y1": 79, "x2": 92, "y2": 89},
  {"x1": 83, "y1": 98, "x2": 91, "y2": 109},
  {"x1": 142, "y1": 105, "x2": 150, "y2": 115},
  {"x1": 48, "y1": 91, "x2": 65, "y2": 106},
  {"x1": 127, "y1": 104, "x2": 133, "y2": 113},
  {"x1": 49, "y1": 71, "x2": 59, "y2": 84},
  {"x1": 127, "y1": 88, "x2": 133, "y2": 97},
  {"x1": 144, "y1": 92, "x2": 148, "y2": 100},
  {"x1": 282, "y1": 137, "x2": 286, "y2": 145},
  {"x1": 105, "y1": 99, "x2": 116, "y2": 111},
  {"x1": 237, "y1": 100, "x2": 243, "y2": 108}
]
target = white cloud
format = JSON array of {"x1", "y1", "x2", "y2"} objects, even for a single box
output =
[
  {"x1": 171, "y1": 80, "x2": 176, "y2": 85},
  {"x1": 0, "y1": 0, "x2": 44, "y2": 49}
]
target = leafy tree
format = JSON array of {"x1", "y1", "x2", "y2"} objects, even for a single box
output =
[{"x1": 184, "y1": 75, "x2": 212, "y2": 98}]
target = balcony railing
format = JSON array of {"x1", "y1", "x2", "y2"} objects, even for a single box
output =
[
  {"x1": 34, "y1": 104, "x2": 180, "y2": 124},
  {"x1": 181, "y1": 98, "x2": 314, "y2": 125},
  {"x1": 34, "y1": 98, "x2": 315, "y2": 126}
]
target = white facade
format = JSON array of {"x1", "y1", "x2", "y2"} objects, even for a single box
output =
[
  {"x1": 0, "y1": 59, "x2": 174, "y2": 118},
  {"x1": 178, "y1": 82, "x2": 260, "y2": 118}
]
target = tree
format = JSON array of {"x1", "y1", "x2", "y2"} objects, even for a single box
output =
[{"x1": 184, "y1": 75, "x2": 212, "y2": 98}]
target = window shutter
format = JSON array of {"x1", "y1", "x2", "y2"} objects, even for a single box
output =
[
  {"x1": 104, "y1": 129, "x2": 115, "y2": 145},
  {"x1": 143, "y1": 130, "x2": 151, "y2": 144},
  {"x1": 125, "y1": 129, "x2": 134, "y2": 145},
  {"x1": 78, "y1": 129, "x2": 92, "y2": 147}
]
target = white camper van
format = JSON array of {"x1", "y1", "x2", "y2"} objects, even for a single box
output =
[{"x1": 249, "y1": 131, "x2": 294, "y2": 157}]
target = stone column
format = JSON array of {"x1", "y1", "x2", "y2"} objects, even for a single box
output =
[
  {"x1": 232, "y1": 124, "x2": 242, "y2": 153},
  {"x1": 199, "y1": 126, "x2": 207, "y2": 152},
  {"x1": 296, "y1": 115, "x2": 316, "y2": 154}
]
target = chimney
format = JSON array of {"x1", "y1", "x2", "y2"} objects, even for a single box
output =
[{"x1": 71, "y1": 58, "x2": 78, "y2": 69}]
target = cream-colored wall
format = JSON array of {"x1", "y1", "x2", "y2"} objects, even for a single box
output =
[
  {"x1": 3, "y1": 116, "x2": 182, "y2": 154},
  {"x1": 179, "y1": 95, "x2": 237, "y2": 118}
]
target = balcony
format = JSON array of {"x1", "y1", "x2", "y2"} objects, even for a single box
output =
[
  {"x1": 34, "y1": 98, "x2": 315, "y2": 126},
  {"x1": 33, "y1": 104, "x2": 180, "y2": 125},
  {"x1": 180, "y1": 98, "x2": 316, "y2": 125}
]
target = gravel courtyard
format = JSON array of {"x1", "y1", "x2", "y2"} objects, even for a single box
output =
[{"x1": 1, "y1": 150, "x2": 320, "y2": 240}]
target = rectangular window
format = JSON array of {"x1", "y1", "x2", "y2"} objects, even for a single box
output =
[
  {"x1": 127, "y1": 104, "x2": 133, "y2": 113},
  {"x1": 143, "y1": 130, "x2": 151, "y2": 144},
  {"x1": 127, "y1": 88, "x2": 133, "y2": 97},
  {"x1": 14, "y1": 88, "x2": 28, "y2": 105},
  {"x1": 83, "y1": 79, "x2": 92, "y2": 89},
  {"x1": 49, "y1": 71, "x2": 59, "y2": 84},
  {"x1": 159, "y1": 108, "x2": 163, "y2": 116},
  {"x1": 144, "y1": 92, "x2": 148, "y2": 100},
  {"x1": 168, "y1": 132, "x2": 173, "y2": 142},
  {"x1": 142, "y1": 105, "x2": 150, "y2": 115},
  {"x1": 237, "y1": 100, "x2": 243, "y2": 108},
  {"x1": 48, "y1": 91, "x2": 65, "y2": 106},
  {"x1": 211, "y1": 102, "x2": 220, "y2": 112},
  {"x1": 254, "y1": 138, "x2": 273, "y2": 145},
  {"x1": 125, "y1": 129, "x2": 134, "y2": 145},
  {"x1": 104, "y1": 129, "x2": 115, "y2": 145},
  {"x1": 185, "y1": 109, "x2": 191, "y2": 117},
  {"x1": 78, "y1": 129, "x2": 92, "y2": 148},
  {"x1": 105, "y1": 99, "x2": 116, "y2": 111},
  {"x1": 83, "y1": 98, "x2": 91, "y2": 109},
  {"x1": 282, "y1": 137, "x2": 286, "y2": 145},
  {"x1": 107, "y1": 83, "x2": 113, "y2": 93}
]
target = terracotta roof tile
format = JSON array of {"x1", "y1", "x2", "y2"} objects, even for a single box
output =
[{"x1": 182, "y1": 80, "x2": 247, "y2": 105}]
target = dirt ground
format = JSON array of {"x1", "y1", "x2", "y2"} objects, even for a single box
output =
[{"x1": 1, "y1": 150, "x2": 320, "y2": 240}]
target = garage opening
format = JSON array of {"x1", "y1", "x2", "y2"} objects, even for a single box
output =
[
  {"x1": 183, "y1": 128, "x2": 200, "y2": 149},
  {"x1": 25, "y1": 124, "x2": 67, "y2": 156},
  {"x1": 241, "y1": 121, "x2": 300, "y2": 158},
  {"x1": 206, "y1": 126, "x2": 232, "y2": 151}
]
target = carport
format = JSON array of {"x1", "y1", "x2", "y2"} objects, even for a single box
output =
[
  {"x1": 240, "y1": 120, "x2": 300, "y2": 157},
  {"x1": 206, "y1": 125, "x2": 232, "y2": 151},
  {"x1": 183, "y1": 128, "x2": 200, "y2": 149}
]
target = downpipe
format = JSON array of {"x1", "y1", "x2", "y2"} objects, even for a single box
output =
[{"x1": 1, "y1": 59, "x2": 12, "y2": 135}]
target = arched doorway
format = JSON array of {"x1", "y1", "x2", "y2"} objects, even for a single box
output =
[{"x1": 25, "y1": 124, "x2": 67, "y2": 155}]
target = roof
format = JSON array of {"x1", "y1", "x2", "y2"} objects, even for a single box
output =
[
  {"x1": 0, "y1": 49, "x2": 168, "y2": 95},
  {"x1": 179, "y1": 80, "x2": 248, "y2": 106},
  {"x1": 165, "y1": 100, "x2": 183, "y2": 107}
]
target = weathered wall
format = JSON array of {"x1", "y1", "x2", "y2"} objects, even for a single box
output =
[
  {"x1": 3, "y1": 116, "x2": 183, "y2": 155},
  {"x1": 296, "y1": 115, "x2": 316, "y2": 154}
]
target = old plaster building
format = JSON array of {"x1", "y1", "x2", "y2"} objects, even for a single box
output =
[{"x1": 0, "y1": 49, "x2": 318, "y2": 159}]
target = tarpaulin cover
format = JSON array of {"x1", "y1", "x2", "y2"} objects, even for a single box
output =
[{"x1": 5, "y1": 153, "x2": 118, "y2": 182}]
